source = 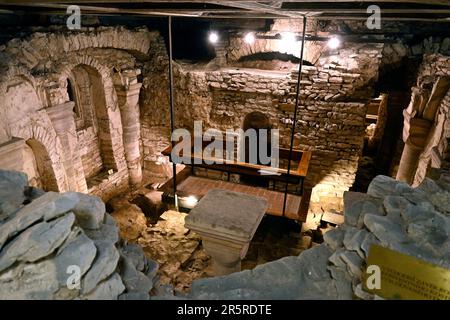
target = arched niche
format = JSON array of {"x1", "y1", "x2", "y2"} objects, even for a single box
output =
[
  {"x1": 66, "y1": 64, "x2": 118, "y2": 181},
  {"x1": 26, "y1": 138, "x2": 59, "y2": 192}
]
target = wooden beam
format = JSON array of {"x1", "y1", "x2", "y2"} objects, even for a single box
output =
[
  {"x1": 2, "y1": 0, "x2": 450, "y2": 5},
  {"x1": 207, "y1": 1, "x2": 308, "y2": 18}
]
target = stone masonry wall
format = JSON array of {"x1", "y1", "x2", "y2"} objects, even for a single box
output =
[
  {"x1": 412, "y1": 54, "x2": 450, "y2": 185},
  {"x1": 0, "y1": 27, "x2": 158, "y2": 200},
  {"x1": 141, "y1": 41, "x2": 383, "y2": 213}
]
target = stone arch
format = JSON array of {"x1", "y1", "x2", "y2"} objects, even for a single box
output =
[
  {"x1": 227, "y1": 37, "x2": 324, "y2": 66},
  {"x1": 2, "y1": 27, "x2": 156, "y2": 71},
  {"x1": 26, "y1": 138, "x2": 59, "y2": 191},
  {"x1": 65, "y1": 63, "x2": 120, "y2": 181},
  {"x1": 10, "y1": 114, "x2": 69, "y2": 192}
]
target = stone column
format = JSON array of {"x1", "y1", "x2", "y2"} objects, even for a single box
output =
[
  {"x1": 396, "y1": 111, "x2": 432, "y2": 184},
  {"x1": 115, "y1": 81, "x2": 143, "y2": 188},
  {"x1": 46, "y1": 102, "x2": 88, "y2": 193}
]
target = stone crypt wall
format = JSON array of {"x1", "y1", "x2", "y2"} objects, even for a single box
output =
[
  {"x1": 0, "y1": 27, "x2": 158, "y2": 201},
  {"x1": 140, "y1": 26, "x2": 384, "y2": 216},
  {"x1": 1, "y1": 23, "x2": 448, "y2": 222},
  {"x1": 397, "y1": 54, "x2": 450, "y2": 187}
]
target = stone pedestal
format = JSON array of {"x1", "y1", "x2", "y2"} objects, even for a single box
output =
[
  {"x1": 185, "y1": 189, "x2": 267, "y2": 276},
  {"x1": 0, "y1": 137, "x2": 25, "y2": 172},
  {"x1": 46, "y1": 102, "x2": 88, "y2": 193},
  {"x1": 116, "y1": 81, "x2": 143, "y2": 188}
]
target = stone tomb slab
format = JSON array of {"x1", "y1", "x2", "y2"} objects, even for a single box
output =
[{"x1": 185, "y1": 189, "x2": 267, "y2": 275}]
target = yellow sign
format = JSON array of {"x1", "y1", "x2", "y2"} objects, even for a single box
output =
[{"x1": 363, "y1": 245, "x2": 450, "y2": 300}]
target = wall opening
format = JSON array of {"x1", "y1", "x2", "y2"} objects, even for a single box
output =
[
  {"x1": 242, "y1": 111, "x2": 272, "y2": 187},
  {"x1": 67, "y1": 64, "x2": 118, "y2": 183},
  {"x1": 236, "y1": 52, "x2": 313, "y2": 71},
  {"x1": 26, "y1": 139, "x2": 58, "y2": 192}
]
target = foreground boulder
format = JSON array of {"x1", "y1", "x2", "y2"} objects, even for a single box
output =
[
  {"x1": 187, "y1": 174, "x2": 450, "y2": 300},
  {"x1": 0, "y1": 169, "x2": 158, "y2": 300}
]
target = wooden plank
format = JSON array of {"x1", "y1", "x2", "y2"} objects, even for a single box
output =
[
  {"x1": 157, "y1": 166, "x2": 191, "y2": 193},
  {"x1": 297, "y1": 150, "x2": 312, "y2": 176}
]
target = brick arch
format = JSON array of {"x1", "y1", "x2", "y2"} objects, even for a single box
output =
[
  {"x1": 56, "y1": 56, "x2": 127, "y2": 177},
  {"x1": 227, "y1": 38, "x2": 324, "y2": 65},
  {"x1": 2, "y1": 27, "x2": 157, "y2": 71},
  {"x1": 10, "y1": 113, "x2": 69, "y2": 192}
]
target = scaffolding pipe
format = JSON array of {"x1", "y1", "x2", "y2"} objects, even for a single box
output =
[
  {"x1": 282, "y1": 15, "x2": 307, "y2": 217},
  {"x1": 168, "y1": 16, "x2": 178, "y2": 209}
]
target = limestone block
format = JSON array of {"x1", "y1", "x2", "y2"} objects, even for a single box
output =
[
  {"x1": 0, "y1": 212, "x2": 75, "y2": 272},
  {"x1": 54, "y1": 231, "x2": 97, "y2": 286},
  {"x1": 68, "y1": 192, "x2": 106, "y2": 230},
  {"x1": 0, "y1": 191, "x2": 78, "y2": 249},
  {"x1": 81, "y1": 240, "x2": 120, "y2": 294},
  {"x1": 82, "y1": 273, "x2": 125, "y2": 300}
]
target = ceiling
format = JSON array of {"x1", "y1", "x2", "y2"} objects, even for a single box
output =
[{"x1": 0, "y1": 1, "x2": 449, "y2": 22}]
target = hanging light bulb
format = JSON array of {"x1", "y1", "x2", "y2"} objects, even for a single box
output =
[
  {"x1": 244, "y1": 32, "x2": 255, "y2": 44},
  {"x1": 281, "y1": 32, "x2": 297, "y2": 44},
  {"x1": 208, "y1": 31, "x2": 219, "y2": 44},
  {"x1": 327, "y1": 36, "x2": 341, "y2": 50}
]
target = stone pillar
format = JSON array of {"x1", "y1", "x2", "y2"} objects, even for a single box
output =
[
  {"x1": 396, "y1": 111, "x2": 432, "y2": 184},
  {"x1": 115, "y1": 81, "x2": 143, "y2": 188},
  {"x1": 46, "y1": 102, "x2": 88, "y2": 193}
]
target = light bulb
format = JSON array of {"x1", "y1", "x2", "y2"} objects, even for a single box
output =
[
  {"x1": 185, "y1": 195, "x2": 198, "y2": 207},
  {"x1": 244, "y1": 32, "x2": 255, "y2": 44},
  {"x1": 208, "y1": 32, "x2": 219, "y2": 44},
  {"x1": 327, "y1": 37, "x2": 341, "y2": 50},
  {"x1": 281, "y1": 32, "x2": 297, "y2": 43}
]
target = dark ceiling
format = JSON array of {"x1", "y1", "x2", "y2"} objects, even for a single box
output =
[{"x1": 0, "y1": 1, "x2": 449, "y2": 22}]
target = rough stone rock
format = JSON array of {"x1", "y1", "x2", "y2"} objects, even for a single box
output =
[
  {"x1": 363, "y1": 214, "x2": 409, "y2": 245},
  {"x1": 360, "y1": 232, "x2": 380, "y2": 258},
  {"x1": 54, "y1": 230, "x2": 97, "y2": 286},
  {"x1": 189, "y1": 244, "x2": 335, "y2": 299},
  {"x1": 383, "y1": 196, "x2": 411, "y2": 224},
  {"x1": 323, "y1": 227, "x2": 345, "y2": 250},
  {"x1": 328, "y1": 248, "x2": 348, "y2": 269},
  {"x1": 81, "y1": 273, "x2": 125, "y2": 300},
  {"x1": 343, "y1": 228, "x2": 369, "y2": 259},
  {"x1": 68, "y1": 192, "x2": 105, "y2": 230},
  {"x1": 400, "y1": 203, "x2": 437, "y2": 223},
  {"x1": 367, "y1": 175, "x2": 409, "y2": 198},
  {"x1": 119, "y1": 242, "x2": 149, "y2": 273},
  {"x1": 81, "y1": 241, "x2": 120, "y2": 294},
  {"x1": 0, "y1": 192, "x2": 78, "y2": 250},
  {"x1": 429, "y1": 191, "x2": 450, "y2": 216},
  {"x1": 0, "y1": 170, "x2": 27, "y2": 217},
  {"x1": 327, "y1": 265, "x2": 353, "y2": 300},
  {"x1": 111, "y1": 203, "x2": 147, "y2": 241},
  {"x1": 354, "y1": 283, "x2": 374, "y2": 300},
  {"x1": 118, "y1": 255, "x2": 153, "y2": 294},
  {"x1": 0, "y1": 213, "x2": 75, "y2": 272},
  {"x1": 0, "y1": 259, "x2": 59, "y2": 299},
  {"x1": 340, "y1": 250, "x2": 363, "y2": 279},
  {"x1": 84, "y1": 214, "x2": 119, "y2": 245},
  {"x1": 118, "y1": 292, "x2": 150, "y2": 300}
]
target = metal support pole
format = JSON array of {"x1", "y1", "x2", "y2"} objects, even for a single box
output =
[
  {"x1": 282, "y1": 15, "x2": 307, "y2": 217},
  {"x1": 168, "y1": 16, "x2": 178, "y2": 209}
]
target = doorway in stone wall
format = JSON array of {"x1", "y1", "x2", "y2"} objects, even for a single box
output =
[
  {"x1": 242, "y1": 111, "x2": 273, "y2": 187},
  {"x1": 67, "y1": 64, "x2": 118, "y2": 188},
  {"x1": 25, "y1": 139, "x2": 58, "y2": 192}
]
